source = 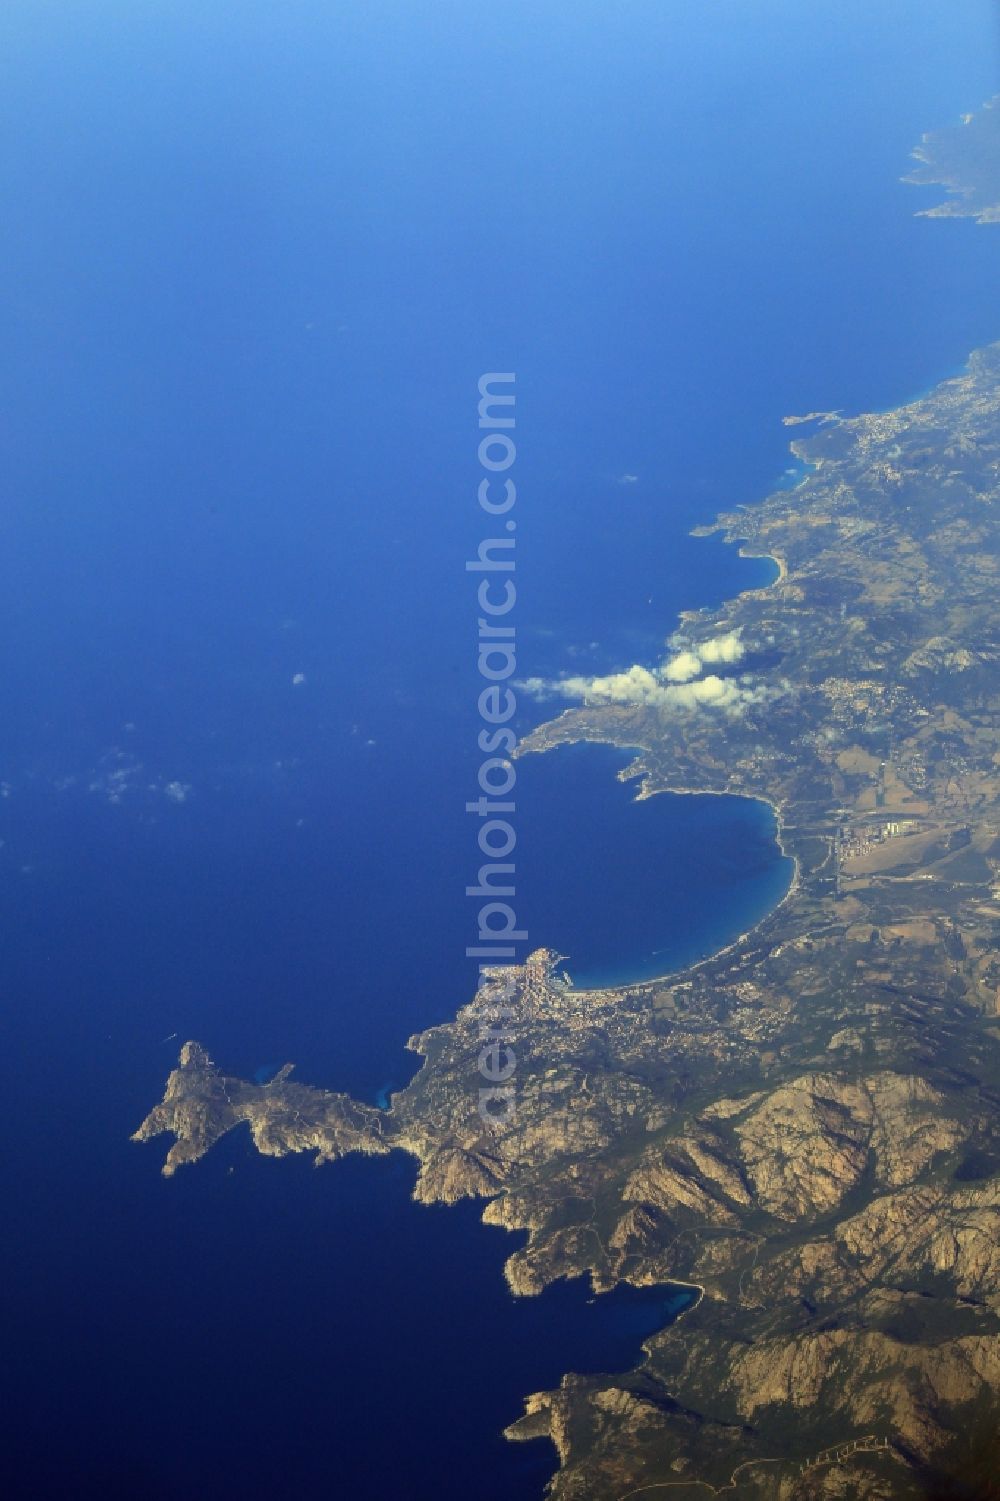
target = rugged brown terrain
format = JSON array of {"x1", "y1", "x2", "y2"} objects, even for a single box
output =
[
  {"x1": 136, "y1": 113, "x2": 1000, "y2": 1500},
  {"x1": 137, "y1": 336, "x2": 1000, "y2": 1497}
]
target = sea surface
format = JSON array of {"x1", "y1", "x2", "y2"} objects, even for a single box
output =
[{"x1": 1, "y1": 2, "x2": 998, "y2": 1497}]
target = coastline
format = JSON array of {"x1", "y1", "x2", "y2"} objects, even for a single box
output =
[
  {"x1": 735, "y1": 543, "x2": 786, "y2": 585},
  {"x1": 131, "y1": 337, "x2": 1000, "y2": 1499},
  {"x1": 514, "y1": 501, "x2": 799, "y2": 997},
  {"x1": 510, "y1": 347, "x2": 986, "y2": 1000},
  {"x1": 554, "y1": 779, "x2": 798, "y2": 998}
]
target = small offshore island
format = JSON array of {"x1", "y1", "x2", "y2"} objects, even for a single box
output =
[
  {"x1": 904, "y1": 93, "x2": 1000, "y2": 222},
  {"x1": 137, "y1": 134, "x2": 1000, "y2": 1499}
]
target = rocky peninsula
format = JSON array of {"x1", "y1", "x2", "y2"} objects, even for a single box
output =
[{"x1": 137, "y1": 338, "x2": 1000, "y2": 1497}]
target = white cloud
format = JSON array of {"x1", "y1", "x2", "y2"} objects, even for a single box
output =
[
  {"x1": 668, "y1": 674, "x2": 743, "y2": 708},
  {"x1": 520, "y1": 631, "x2": 758, "y2": 715},
  {"x1": 663, "y1": 650, "x2": 702, "y2": 682},
  {"x1": 661, "y1": 631, "x2": 745, "y2": 682},
  {"x1": 696, "y1": 630, "x2": 745, "y2": 666},
  {"x1": 559, "y1": 665, "x2": 666, "y2": 706}
]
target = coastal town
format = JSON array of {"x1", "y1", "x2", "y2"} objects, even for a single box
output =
[{"x1": 139, "y1": 332, "x2": 1000, "y2": 1498}]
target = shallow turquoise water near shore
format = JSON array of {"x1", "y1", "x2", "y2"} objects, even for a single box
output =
[
  {"x1": 1, "y1": 1, "x2": 998, "y2": 1497},
  {"x1": 517, "y1": 745, "x2": 794, "y2": 990}
]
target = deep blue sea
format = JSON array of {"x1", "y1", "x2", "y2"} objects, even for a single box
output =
[{"x1": 1, "y1": 2, "x2": 998, "y2": 1497}]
